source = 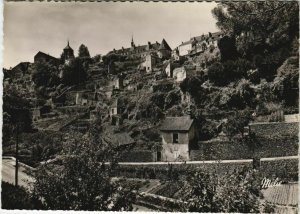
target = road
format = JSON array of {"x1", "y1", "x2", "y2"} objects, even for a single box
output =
[{"x1": 1, "y1": 158, "x2": 34, "y2": 189}]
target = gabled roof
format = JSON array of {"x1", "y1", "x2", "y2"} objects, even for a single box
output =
[
  {"x1": 159, "y1": 39, "x2": 172, "y2": 51},
  {"x1": 34, "y1": 51, "x2": 59, "y2": 61},
  {"x1": 160, "y1": 116, "x2": 194, "y2": 132}
]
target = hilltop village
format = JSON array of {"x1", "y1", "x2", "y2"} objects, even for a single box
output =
[
  {"x1": 3, "y1": 31, "x2": 298, "y2": 165},
  {"x1": 2, "y1": 2, "x2": 299, "y2": 212}
]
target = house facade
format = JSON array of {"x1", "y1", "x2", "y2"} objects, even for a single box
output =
[
  {"x1": 165, "y1": 61, "x2": 181, "y2": 78},
  {"x1": 160, "y1": 116, "x2": 195, "y2": 161},
  {"x1": 109, "y1": 98, "x2": 121, "y2": 117},
  {"x1": 177, "y1": 32, "x2": 222, "y2": 56},
  {"x1": 143, "y1": 54, "x2": 157, "y2": 73},
  {"x1": 107, "y1": 37, "x2": 161, "y2": 59}
]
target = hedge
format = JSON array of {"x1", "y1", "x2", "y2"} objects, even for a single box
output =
[
  {"x1": 260, "y1": 158, "x2": 298, "y2": 182},
  {"x1": 191, "y1": 136, "x2": 298, "y2": 161},
  {"x1": 114, "y1": 158, "x2": 298, "y2": 182},
  {"x1": 114, "y1": 162, "x2": 252, "y2": 180}
]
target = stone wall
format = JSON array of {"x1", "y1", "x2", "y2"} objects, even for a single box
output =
[
  {"x1": 249, "y1": 122, "x2": 298, "y2": 138},
  {"x1": 190, "y1": 141, "x2": 252, "y2": 161},
  {"x1": 162, "y1": 143, "x2": 189, "y2": 161},
  {"x1": 118, "y1": 150, "x2": 157, "y2": 162},
  {"x1": 115, "y1": 158, "x2": 298, "y2": 182},
  {"x1": 190, "y1": 122, "x2": 298, "y2": 161}
]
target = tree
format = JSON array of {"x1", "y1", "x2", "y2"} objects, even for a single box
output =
[
  {"x1": 218, "y1": 36, "x2": 238, "y2": 61},
  {"x1": 61, "y1": 57, "x2": 87, "y2": 86},
  {"x1": 224, "y1": 109, "x2": 252, "y2": 138},
  {"x1": 32, "y1": 120, "x2": 136, "y2": 210},
  {"x1": 2, "y1": 89, "x2": 33, "y2": 146},
  {"x1": 207, "y1": 59, "x2": 252, "y2": 86},
  {"x1": 212, "y1": 1, "x2": 299, "y2": 79},
  {"x1": 92, "y1": 54, "x2": 101, "y2": 63},
  {"x1": 31, "y1": 61, "x2": 60, "y2": 87},
  {"x1": 1, "y1": 182, "x2": 43, "y2": 209},
  {"x1": 182, "y1": 168, "x2": 263, "y2": 213},
  {"x1": 78, "y1": 44, "x2": 91, "y2": 58}
]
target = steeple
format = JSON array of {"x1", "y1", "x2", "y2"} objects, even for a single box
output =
[
  {"x1": 63, "y1": 39, "x2": 74, "y2": 62},
  {"x1": 131, "y1": 35, "x2": 135, "y2": 48}
]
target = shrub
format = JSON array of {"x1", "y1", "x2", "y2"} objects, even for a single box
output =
[{"x1": 1, "y1": 182, "x2": 43, "y2": 209}]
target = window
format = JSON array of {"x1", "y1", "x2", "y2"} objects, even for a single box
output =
[
  {"x1": 111, "y1": 108, "x2": 114, "y2": 114},
  {"x1": 173, "y1": 133, "x2": 179, "y2": 144}
]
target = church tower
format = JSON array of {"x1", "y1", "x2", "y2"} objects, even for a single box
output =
[
  {"x1": 63, "y1": 40, "x2": 75, "y2": 63},
  {"x1": 131, "y1": 35, "x2": 135, "y2": 49}
]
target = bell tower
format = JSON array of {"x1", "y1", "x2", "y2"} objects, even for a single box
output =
[{"x1": 131, "y1": 35, "x2": 135, "y2": 48}]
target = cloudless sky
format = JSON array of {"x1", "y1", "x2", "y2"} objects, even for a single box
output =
[{"x1": 3, "y1": 2, "x2": 218, "y2": 68}]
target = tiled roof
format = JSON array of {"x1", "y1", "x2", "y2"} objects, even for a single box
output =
[
  {"x1": 179, "y1": 32, "x2": 222, "y2": 46},
  {"x1": 35, "y1": 51, "x2": 59, "y2": 61},
  {"x1": 159, "y1": 39, "x2": 172, "y2": 51},
  {"x1": 160, "y1": 116, "x2": 194, "y2": 131},
  {"x1": 108, "y1": 42, "x2": 161, "y2": 55}
]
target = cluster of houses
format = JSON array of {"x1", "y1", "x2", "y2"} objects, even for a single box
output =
[{"x1": 6, "y1": 31, "x2": 262, "y2": 162}]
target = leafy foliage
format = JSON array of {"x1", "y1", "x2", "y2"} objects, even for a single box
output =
[
  {"x1": 32, "y1": 121, "x2": 136, "y2": 210},
  {"x1": 224, "y1": 109, "x2": 251, "y2": 138},
  {"x1": 2, "y1": 89, "x2": 32, "y2": 146},
  {"x1": 212, "y1": 1, "x2": 299, "y2": 80},
  {"x1": 61, "y1": 57, "x2": 87, "y2": 85},
  {"x1": 78, "y1": 44, "x2": 91, "y2": 58},
  {"x1": 1, "y1": 181, "x2": 44, "y2": 209},
  {"x1": 183, "y1": 168, "x2": 261, "y2": 213},
  {"x1": 32, "y1": 61, "x2": 60, "y2": 87},
  {"x1": 207, "y1": 58, "x2": 252, "y2": 86}
]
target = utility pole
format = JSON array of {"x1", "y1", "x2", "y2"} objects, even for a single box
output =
[{"x1": 15, "y1": 124, "x2": 19, "y2": 186}]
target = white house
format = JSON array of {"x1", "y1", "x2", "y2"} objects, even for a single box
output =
[{"x1": 160, "y1": 116, "x2": 195, "y2": 161}]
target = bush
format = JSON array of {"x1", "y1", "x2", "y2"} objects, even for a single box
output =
[
  {"x1": 207, "y1": 59, "x2": 252, "y2": 86},
  {"x1": 61, "y1": 58, "x2": 87, "y2": 86},
  {"x1": 1, "y1": 182, "x2": 43, "y2": 209}
]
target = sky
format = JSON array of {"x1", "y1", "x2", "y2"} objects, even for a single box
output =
[{"x1": 3, "y1": 2, "x2": 218, "y2": 68}]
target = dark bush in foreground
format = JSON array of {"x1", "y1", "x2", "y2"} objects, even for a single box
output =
[{"x1": 1, "y1": 182, "x2": 43, "y2": 210}]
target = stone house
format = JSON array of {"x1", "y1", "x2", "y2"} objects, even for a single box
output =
[
  {"x1": 109, "y1": 98, "x2": 121, "y2": 117},
  {"x1": 107, "y1": 37, "x2": 161, "y2": 59},
  {"x1": 173, "y1": 67, "x2": 187, "y2": 82},
  {"x1": 10, "y1": 62, "x2": 31, "y2": 78},
  {"x1": 173, "y1": 66, "x2": 197, "y2": 82},
  {"x1": 172, "y1": 48, "x2": 180, "y2": 61},
  {"x1": 158, "y1": 39, "x2": 172, "y2": 59},
  {"x1": 34, "y1": 52, "x2": 60, "y2": 65},
  {"x1": 32, "y1": 108, "x2": 41, "y2": 121},
  {"x1": 160, "y1": 116, "x2": 195, "y2": 161},
  {"x1": 177, "y1": 32, "x2": 222, "y2": 56},
  {"x1": 143, "y1": 53, "x2": 158, "y2": 73},
  {"x1": 180, "y1": 90, "x2": 192, "y2": 104},
  {"x1": 75, "y1": 91, "x2": 98, "y2": 106},
  {"x1": 165, "y1": 61, "x2": 181, "y2": 78}
]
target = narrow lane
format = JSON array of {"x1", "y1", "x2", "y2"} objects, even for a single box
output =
[{"x1": 1, "y1": 158, "x2": 34, "y2": 189}]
